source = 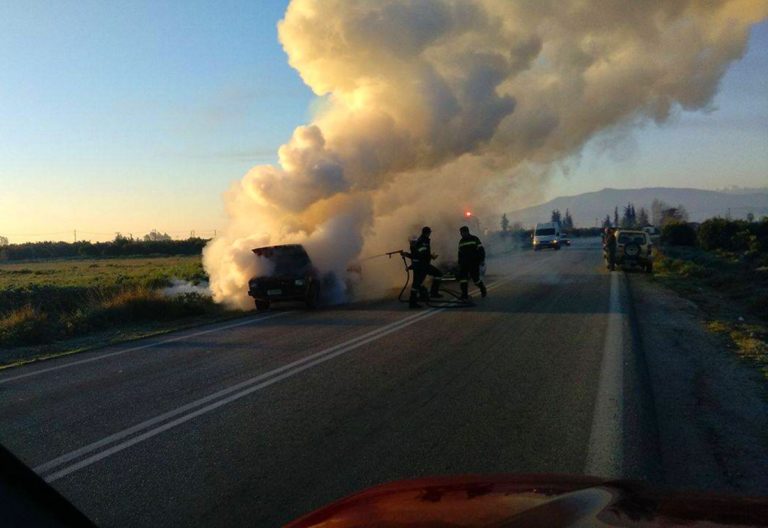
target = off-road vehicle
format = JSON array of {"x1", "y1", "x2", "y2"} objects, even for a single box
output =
[{"x1": 606, "y1": 229, "x2": 654, "y2": 272}]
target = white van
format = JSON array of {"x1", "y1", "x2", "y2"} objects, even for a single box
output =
[{"x1": 533, "y1": 222, "x2": 561, "y2": 251}]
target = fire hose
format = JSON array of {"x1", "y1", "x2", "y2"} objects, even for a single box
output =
[{"x1": 364, "y1": 250, "x2": 475, "y2": 308}]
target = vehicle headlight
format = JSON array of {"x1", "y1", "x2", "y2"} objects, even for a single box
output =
[{"x1": 294, "y1": 279, "x2": 305, "y2": 286}]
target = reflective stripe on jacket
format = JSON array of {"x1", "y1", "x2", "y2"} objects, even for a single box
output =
[{"x1": 458, "y1": 235, "x2": 485, "y2": 265}]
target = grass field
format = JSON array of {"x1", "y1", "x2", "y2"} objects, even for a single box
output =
[
  {"x1": 0, "y1": 256, "x2": 205, "y2": 289},
  {"x1": 0, "y1": 256, "x2": 242, "y2": 366}
]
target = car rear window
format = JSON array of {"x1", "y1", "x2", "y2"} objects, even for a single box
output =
[{"x1": 618, "y1": 234, "x2": 645, "y2": 245}]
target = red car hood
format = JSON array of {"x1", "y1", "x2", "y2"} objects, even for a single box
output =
[{"x1": 286, "y1": 474, "x2": 768, "y2": 527}]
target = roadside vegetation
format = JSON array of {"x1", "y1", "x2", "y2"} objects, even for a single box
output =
[
  {"x1": 653, "y1": 217, "x2": 768, "y2": 379},
  {"x1": 0, "y1": 236, "x2": 207, "y2": 261},
  {"x1": 0, "y1": 254, "x2": 242, "y2": 367}
]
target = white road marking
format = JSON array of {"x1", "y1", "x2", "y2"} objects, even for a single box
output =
[
  {"x1": 41, "y1": 308, "x2": 442, "y2": 482},
  {"x1": 34, "y1": 307, "x2": 432, "y2": 474},
  {"x1": 584, "y1": 271, "x2": 625, "y2": 478},
  {"x1": 0, "y1": 312, "x2": 289, "y2": 385},
  {"x1": 38, "y1": 277, "x2": 512, "y2": 483}
]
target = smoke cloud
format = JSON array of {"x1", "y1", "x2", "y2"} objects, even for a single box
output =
[{"x1": 204, "y1": 0, "x2": 767, "y2": 309}]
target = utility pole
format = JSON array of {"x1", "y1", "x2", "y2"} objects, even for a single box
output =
[{"x1": 74, "y1": 229, "x2": 77, "y2": 243}]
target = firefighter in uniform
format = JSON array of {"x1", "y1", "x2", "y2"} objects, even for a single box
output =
[
  {"x1": 404, "y1": 226, "x2": 443, "y2": 308},
  {"x1": 457, "y1": 225, "x2": 487, "y2": 300}
]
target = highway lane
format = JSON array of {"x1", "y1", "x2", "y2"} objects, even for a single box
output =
[{"x1": 0, "y1": 239, "x2": 654, "y2": 526}]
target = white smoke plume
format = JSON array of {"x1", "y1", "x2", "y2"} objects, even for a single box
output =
[
  {"x1": 161, "y1": 279, "x2": 212, "y2": 298},
  {"x1": 204, "y1": 0, "x2": 767, "y2": 309}
]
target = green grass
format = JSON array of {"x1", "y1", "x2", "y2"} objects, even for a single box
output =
[
  {"x1": 0, "y1": 256, "x2": 205, "y2": 290},
  {"x1": 0, "y1": 256, "x2": 243, "y2": 365}
]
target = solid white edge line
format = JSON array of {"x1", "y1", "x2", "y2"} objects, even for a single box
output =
[
  {"x1": 39, "y1": 276, "x2": 513, "y2": 481},
  {"x1": 0, "y1": 312, "x2": 289, "y2": 385},
  {"x1": 584, "y1": 271, "x2": 625, "y2": 478}
]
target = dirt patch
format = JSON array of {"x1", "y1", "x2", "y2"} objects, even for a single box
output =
[{"x1": 627, "y1": 271, "x2": 768, "y2": 494}]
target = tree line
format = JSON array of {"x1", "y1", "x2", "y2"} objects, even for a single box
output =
[
  {"x1": 0, "y1": 237, "x2": 209, "y2": 261},
  {"x1": 663, "y1": 216, "x2": 768, "y2": 253},
  {"x1": 600, "y1": 199, "x2": 689, "y2": 229}
]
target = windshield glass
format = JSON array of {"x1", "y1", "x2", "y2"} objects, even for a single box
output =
[
  {"x1": 536, "y1": 228, "x2": 556, "y2": 236},
  {"x1": 273, "y1": 252, "x2": 310, "y2": 275},
  {"x1": 618, "y1": 234, "x2": 645, "y2": 245}
]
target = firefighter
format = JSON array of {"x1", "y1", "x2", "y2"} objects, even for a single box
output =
[
  {"x1": 403, "y1": 226, "x2": 443, "y2": 308},
  {"x1": 457, "y1": 225, "x2": 487, "y2": 299}
]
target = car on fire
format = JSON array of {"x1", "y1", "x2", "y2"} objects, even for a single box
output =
[{"x1": 247, "y1": 244, "x2": 321, "y2": 310}]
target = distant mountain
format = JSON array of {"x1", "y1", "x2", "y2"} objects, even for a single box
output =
[
  {"x1": 506, "y1": 187, "x2": 768, "y2": 228},
  {"x1": 717, "y1": 186, "x2": 768, "y2": 195}
]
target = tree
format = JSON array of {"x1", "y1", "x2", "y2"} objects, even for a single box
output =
[
  {"x1": 651, "y1": 199, "x2": 668, "y2": 226},
  {"x1": 613, "y1": 206, "x2": 619, "y2": 227},
  {"x1": 747, "y1": 212, "x2": 755, "y2": 223},
  {"x1": 563, "y1": 209, "x2": 574, "y2": 229},
  {"x1": 0, "y1": 235, "x2": 8, "y2": 247},
  {"x1": 551, "y1": 209, "x2": 562, "y2": 224},
  {"x1": 637, "y1": 207, "x2": 650, "y2": 227},
  {"x1": 143, "y1": 229, "x2": 172, "y2": 242},
  {"x1": 501, "y1": 213, "x2": 510, "y2": 232},
  {"x1": 661, "y1": 222, "x2": 696, "y2": 246},
  {"x1": 621, "y1": 203, "x2": 636, "y2": 228},
  {"x1": 659, "y1": 205, "x2": 689, "y2": 226},
  {"x1": 602, "y1": 215, "x2": 612, "y2": 229}
]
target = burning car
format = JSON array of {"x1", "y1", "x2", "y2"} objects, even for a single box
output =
[{"x1": 247, "y1": 244, "x2": 321, "y2": 310}]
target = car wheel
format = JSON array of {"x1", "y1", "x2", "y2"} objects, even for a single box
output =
[
  {"x1": 305, "y1": 283, "x2": 320, "y2": 309},
  {"x1": 255, "y1": 300, "x2": 270, "y2": 311},
  {"x1": 554, "y1": 245, "x2": 561, "y2": 251}
]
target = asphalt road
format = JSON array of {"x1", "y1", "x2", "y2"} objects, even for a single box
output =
[{"x1": 0, "y1": 238, "x2": 660, "y2": 527}]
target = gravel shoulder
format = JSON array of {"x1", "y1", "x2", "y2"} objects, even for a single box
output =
[{"x1": 627, "y1": 271, "x2": 768, "y2": 495}]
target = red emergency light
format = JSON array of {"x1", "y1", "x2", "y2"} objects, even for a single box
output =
[{"x1": 465, "y1": 211, "x2": 472, "y2": 217}]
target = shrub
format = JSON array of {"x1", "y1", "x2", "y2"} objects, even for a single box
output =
[
  {"x1": 661, "y1": 222, "x2": 696, "y2": 246},
  {"x1": 0, "y1": 305, "x2": 57, "y2": 345},
  {"x1": 698, "y1": 218, "x2": 752, "y2": 252}
]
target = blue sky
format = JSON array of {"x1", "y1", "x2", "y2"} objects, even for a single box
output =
[
  {"x1": 0, "y1": 1, "x2": 766, "y2": 242},
  {"x1": 555, "y1": 18, "x2": 768, "y2": 198}
]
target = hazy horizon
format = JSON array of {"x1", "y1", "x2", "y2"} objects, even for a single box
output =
[{"x1": 1, "y1": 2, "x2": 766, "y2": 244}]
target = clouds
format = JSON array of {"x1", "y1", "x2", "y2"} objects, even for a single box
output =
[{"x1": 204, "y1": 0, "x2": 767, "y2": 308}]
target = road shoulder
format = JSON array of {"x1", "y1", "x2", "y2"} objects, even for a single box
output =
[{"x1": 627, "y1": 272, "x2": 768, "y2": 494}]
